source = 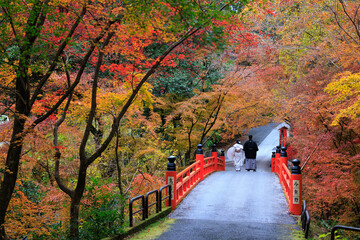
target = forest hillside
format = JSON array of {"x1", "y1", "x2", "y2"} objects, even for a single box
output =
[{"x1": 0, "y1": 0, "x2": 359, "y2": 239}]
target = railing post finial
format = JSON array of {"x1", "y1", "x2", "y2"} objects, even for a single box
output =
[
  {"x1": 212, "y1": 144, "x2": 217, "y2": 152},
  {"x1": 276, "y1": 145, "x2": 281, "y2": 153},
  {"x1": 271, "y1": 150, "x2": 276, "y2": 172},
  {"x1": 167, "y1": 156, "x2": 176, "y2": 171},
  {"x1": 291, "y1": 159, "x2": 301, "y2": 174},
  {"x1": 196, "y1": 144, "x2": 203, "y2": 154},
  {"x1": 280, "y1": 146, "x2": 287, "y2": 157}
]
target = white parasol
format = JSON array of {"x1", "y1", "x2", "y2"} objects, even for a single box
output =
[
  {"x1": 227, "y1": 144, "x2": 243, "y2": 162},
  {"x1": 227, "y1": 146, "x2": 235, "y2": 162}
]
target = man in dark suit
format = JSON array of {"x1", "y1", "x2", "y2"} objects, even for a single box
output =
[{"x1": 243, "y1": 135, "x2": 259, "y2": 172}]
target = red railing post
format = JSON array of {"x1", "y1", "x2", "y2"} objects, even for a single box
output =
[
  {"x1": 166, "y1": 156, "x2": 177, "y2": 210},
  {"x1": 290, "y1": 159, "x2": 302, "y2": 215},
  {"x1": 212, "y1": 144, "x2": 218, "y2": 172},
  {"x1": 196, "y1": 144, "x2": 204, "y2": 180},
  {"x1": 271, "y1": 150, "x2": 275, "y2": 172},
  {"x1": 186, "y1": 169, "x2": 191, "y2": 188},
  {"x1": 279, "y1": 147, "x2": 287, "y2": 186},
  {"x1": 275, "y1": 145, "x2": 281, "y2": 174},
  {"x1": 220, "y1": 150, "x2": 225, "y2": 171}
]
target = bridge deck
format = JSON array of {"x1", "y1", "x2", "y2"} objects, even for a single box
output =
[{"x1": 156, "y1": 124, "x2": 299, "y2": 240}]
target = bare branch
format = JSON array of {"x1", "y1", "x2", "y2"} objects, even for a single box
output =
[
  {"x1": 30, "y1": 17, "x2": 116, "y2": 129},
  {"x1": 87, "y1": 26, "x2": 202, "y2": 165},
  {"x1": 326, "y1": 3, "x2": 360, "y2": 44},
  {"x1": 125, "y1": 169, "x2": 139, "y2": 195},
  {"x1": 30, "y1": 5, "x2": 87, "y2": 108},
  {"x1": 339, "y1": 0, "x2": 360, "y2": 41},
  {"x1": 53, "y1": 57, "x2": 74, "y2": 197},
  {"x1": 81, "y1": 32, "x2": 114, "y2": 165}
]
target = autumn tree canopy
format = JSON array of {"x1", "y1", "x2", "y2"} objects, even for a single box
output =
[
  {"x1": 246, "y1": 0, "x2": 360, "y2": 231},
  {"x1": 1, "y1": 0, "x2": 359, "y2": 239},
  {"x1": 0, "y1": 0, "x2": 266, "y2": 239}
]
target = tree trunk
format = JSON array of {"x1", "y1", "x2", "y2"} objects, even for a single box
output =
[
  {"x1": 69, "y1": 197, "x2": 81, "y2": 240},
  {"x1": 0, "y1": 139, "x2": 25, "y2": 240},
  {"x1": 0, "y1": 68, "x2": 30, "y2": 239},
  {"x1": 69, "y1": 163, "x2": 87, "y2": 240}
]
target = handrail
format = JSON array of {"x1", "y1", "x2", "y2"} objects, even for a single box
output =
[
  {"x1": 129, "y1": 146, "x2": 224, "y2": 229},
  {"x1": 145, "y1": 190, "x2": 159, "y2": 218},
  {"x1": 176, "y1": 160, "x2": 201, "y2": 205},
  {"x1": 300, "y1": 202, "x2": 360, "y2": 239},
  {"x1": 276, "y1": 158, "x2": 280, "y2": 175},
  {"x1": 159, "y1": 184, "x2": 171, "y2": 211},
  {"x1": 177, "y1": 161, "x2": 197, "y2": 179},
  {"x1": 301, "y1": 200, "x2": 310, "y2": 238},
  {"x1": 166, "y1": 145, "x2": 225, "y2": 210},
  {"x1": 281, "y1": 163, "x2": 291, "y2": 202},
  {"x1": 129, "y1": 184, "x2": 172, "y2": 227},
  {"x1": 217, "y1": 156, "x2": 224, "y2": 166},
  {"x1": 275, "y1": 150, "x2": 302, "y2": 216},
  {"x1": 283, "y1": 163, "x2": 291, "y2": 178},
  {"x1": 129, "y1": 195, "x2": 145, "y2": 227},
  {"x1": 203, "y1": 156, "x2": 215, "y2": 177},
  {"x1": 331, "y1": 225, "x2": 360, "y2": 240}
]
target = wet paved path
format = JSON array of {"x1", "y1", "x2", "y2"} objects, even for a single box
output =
[{"x1": 156, "y1": 124, "x2": 298, "y2": 240}]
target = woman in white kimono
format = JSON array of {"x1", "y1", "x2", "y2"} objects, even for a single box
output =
[{"x1": 227, "y1": 143, "x2": 245, "y2": 171}]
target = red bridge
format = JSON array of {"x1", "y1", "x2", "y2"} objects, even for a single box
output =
[
  {"x1": 158, "y1": 124, "x2": 302, "y2": 239},
  {"x1": 123, "y1": 124, "x2": 360, "y2": 240}
]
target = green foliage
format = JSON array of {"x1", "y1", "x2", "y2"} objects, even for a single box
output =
[
  {"x1": 144, "y1": 42, "x2": 169, "y2": 60},
  {"x1": 5, "y1": 45, "x2": 20, "y2": 62},
  {"x1": 152, "y1": 71, "x2": 197, "y2": 98},
  {"x1": 125, "y1": 217, "x2": 175, "y2": 240},
  {"x1": 317, "y1": 231, "x2": 347, "y2": 240},
  {"x1": 18, "y1": 180, "x2": 44, "y2": 204},
  {"x1": 317, "y1": 231, "x2": 331, "y2": 239},
  {"x1": 152, "y1": 58, "x2": 224, "y2": 98},
  {"x1": 80, "y1": 177, "x2": 126, "y2": 239},
  {"x1": 201, "y1": 25, "x2": 227, "y2": 50},
  {"x1": 204, "y1": 131, "x2": 222, "y2": 149}
]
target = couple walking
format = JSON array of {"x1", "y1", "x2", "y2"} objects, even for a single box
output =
[{"x1": 227, "y1": 135, "x2": 258, "y2": 172}]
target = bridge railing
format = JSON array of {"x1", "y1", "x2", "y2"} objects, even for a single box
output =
[
  {"x1": 301, "y1": 200, "x2": 360, "y2": 239},
  {"x1": 271, "y1": 147, "x2": 360, "y2": 239},
  {"x1": 281, "y1": 162, "x2": 291, "y2": 202},
  {"x1": 166, "y1": 144, "x2": 225, "y2": 210},
  {"x1": 301, "y1": 200, "x2": 311, "y2": 238},
  {"x1": 271, "y1": 146, "x2": 302, "y2": 215},
  {"x1": 129, "y1": 184, "x2": 171, "y2": 227},
  {"x1": 331, "y1": 225, "x2": 360, "y2": 239},
  {"x1": 175, "y1": 161, "x2": 199, "y2": 205},
  {"x1": 129, "y1": 195, "x2": 145, "y2": 227}
]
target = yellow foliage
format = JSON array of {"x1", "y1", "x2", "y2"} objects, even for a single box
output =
[
  {"x1": 0, "y1": 62, "x2": 16, "y2": 89},
  {"x1": 325, "y1": 71, "x2": 360, "y2": 125},
  {"x1": 97, "y1": 90, "x2": 127, "y2": 113}
]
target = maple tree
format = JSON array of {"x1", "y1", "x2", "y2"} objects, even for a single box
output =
[
  {"x1": 246, "y1": 0, "x2": 360, "y2": 232},
  {"x1": 8, "y1": 0, "x2": 360, "y2": 238},
  {"x1": 0, "y1": 0, "x2": 258, "y2": 239},
  {"x1": 162, "y1": 65, "x2": 275, "y2": 165}
]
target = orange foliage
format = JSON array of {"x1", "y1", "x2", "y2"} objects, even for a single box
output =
[
  {"x1": 129, "y1": 173, "x2": 165, "y2": 198},
  {"x1": 5, "y1": 184, "x2": 67, "y2": 239},
  {"x1": 252, "y1": 0, "x2": 360, "y2": 227}
]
